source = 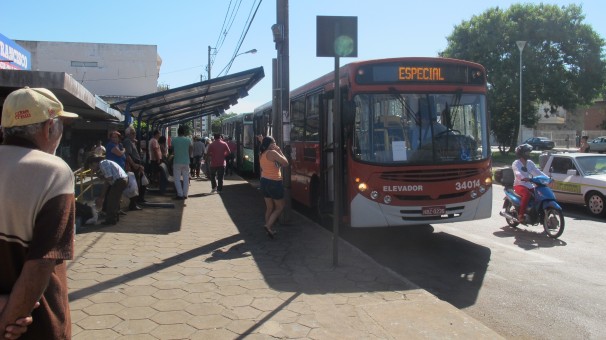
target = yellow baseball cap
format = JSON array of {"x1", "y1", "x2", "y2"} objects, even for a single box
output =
[{"x1": 1, "y1": 87, "x2": 78, "y2": 128}]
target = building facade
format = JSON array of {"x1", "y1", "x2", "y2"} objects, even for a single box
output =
[{"x1": 15, "y1": 40, "x2": 161, "y2": 98}]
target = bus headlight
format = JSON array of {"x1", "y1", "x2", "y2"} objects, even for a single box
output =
[
  {"x1": 479, "y1": 186, "x2": 486, "y2": 194},
  {"x1": 470, "y1": 191, "x2": 478, "y2": 199},
  {"x1": 358, "y1": 182, "x2": 368, "y2": 192},
  {"x1": 370, "y1": 191, "x2": 379, "y2": 200},
  {"x1": 383, "y1": 195, "x2": 392, "y2": 204}
]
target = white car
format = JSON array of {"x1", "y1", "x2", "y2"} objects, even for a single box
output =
[{"x1": 545, "y1": 153, "x2": 606, "y2": 217}]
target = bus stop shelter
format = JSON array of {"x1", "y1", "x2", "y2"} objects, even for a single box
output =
[{"x1": 111, "y1": 67, "x2": 264, "y2": 133}]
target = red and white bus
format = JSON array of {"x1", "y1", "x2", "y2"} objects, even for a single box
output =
[{"x1": 255, "y1": 57, "x2": 492, "y2": 227}]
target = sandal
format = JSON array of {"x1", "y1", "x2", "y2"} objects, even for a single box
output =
[{"x1": 264, "y1": 226, "x2": 275, "y2": 239}]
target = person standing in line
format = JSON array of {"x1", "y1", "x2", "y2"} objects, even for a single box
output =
[
  {"x1": 123, "y1": 125, "x2": 146, "y2": 209},
  {"x1": 203, "y1": 137, "x2": 211, "y2": 179},
  {"x1": 206, "y1": 133, "x2": 231, "y2": 193},
  {"x1": 171, "y1": 125, "x2": 193, "y2": 200},
  {"x1": 148, "y1": 130, "x2": 162, "y2": 185},
  {"x1": 192, "y1": 136, "x2": 205, "y2": 178},
  {"x1": 225, "y1": 136, "x2": 237, "y2": 176},
  {"x1": 259, "y1": 136, "x2": 289, "y2": 238},
  {"x1": 0, "y1": 87, "x2": 78, "y2": 339},
  {"x1": 158, "y1": 135, "x2": 169, "y2": 161},
  {"x1": 139, "y1": 132, "x2": 148, "y2": 164}
]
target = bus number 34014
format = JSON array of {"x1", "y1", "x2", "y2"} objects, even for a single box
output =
[{"x1": 455, "y1": 179, "x2": 481, "y2": 191}]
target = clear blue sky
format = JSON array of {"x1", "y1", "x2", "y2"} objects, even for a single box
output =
[{"x1": 2, "y1": 0, "x2": 605, "y2": 113}]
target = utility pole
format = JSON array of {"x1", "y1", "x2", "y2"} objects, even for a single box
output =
[
  {"x1": 273, "y1": 0, "x2": 291, "y2": 220},
  {"x1": 207, "y1": 45, "x2": 213, "y2": 137}
]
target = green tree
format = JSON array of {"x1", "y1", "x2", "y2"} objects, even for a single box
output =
[
  {"x1": 132, "y1": 120, "x2": 148, "y2": 133},
  {"x1": 440, "y1": 4, "x2": 606, "y2": 152},
  {"x1": 211, "y1": 112, "x2": 238, "y2": 134}
]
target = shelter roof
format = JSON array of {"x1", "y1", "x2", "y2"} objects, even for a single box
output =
[{"x1": 111, "y1": 67, "x2": 264, "y2": 127}]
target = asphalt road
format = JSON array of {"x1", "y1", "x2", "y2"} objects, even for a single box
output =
[{"x1": 335, "y1": 185, "x2": 606, "y2": 339}]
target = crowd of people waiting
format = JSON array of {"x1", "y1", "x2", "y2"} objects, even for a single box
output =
[{"x1": 81, "y1": 125, "x2": 238, "y2": 225}]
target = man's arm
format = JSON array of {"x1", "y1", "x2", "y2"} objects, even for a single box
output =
[
  {"x1": 0, "y1": 259, "x2": 56, "y2": 335},
  {"x1": 0, "y1": 296, "x2": 38, "y2": 339},
  {"x1": 224, "y1": 144, "x2": 231, "y2": 157}
]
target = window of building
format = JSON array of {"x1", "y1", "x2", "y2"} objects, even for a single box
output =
[{"x1": 71, "y1": 61, "x2": 98, "y2": 68}]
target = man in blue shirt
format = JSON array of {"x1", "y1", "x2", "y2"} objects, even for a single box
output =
[{"x1": 87, "y1": 156, "x2": 128, "y2": 225}]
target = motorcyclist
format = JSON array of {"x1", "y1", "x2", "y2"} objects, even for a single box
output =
[{"x1": 512, "y1": 143, "x2": 548, "y2": 222}]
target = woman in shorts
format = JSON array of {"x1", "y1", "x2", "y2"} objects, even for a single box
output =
[{"x1": 259, "y1": 136, "x2": 289, "y2": 238}]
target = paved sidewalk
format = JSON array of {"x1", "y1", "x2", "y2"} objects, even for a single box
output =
[{"x1": 69, "y1": 175, "x2": 503, "y2": 339}]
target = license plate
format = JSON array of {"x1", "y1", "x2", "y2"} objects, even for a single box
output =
[{"x1": 422, "y1": 206, "x2": 445, "y2": 215}]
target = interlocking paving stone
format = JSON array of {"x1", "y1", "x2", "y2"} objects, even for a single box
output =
[{"x1": 68, "y1": 176, "x2": 503, "y2": 339}]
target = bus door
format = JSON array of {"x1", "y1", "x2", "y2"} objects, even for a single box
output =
[{"x1": 235, "y1": 121, "x2": 242, "y2": 170}]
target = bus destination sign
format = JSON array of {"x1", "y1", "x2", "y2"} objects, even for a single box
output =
[
  {"x1": 355, "y1": 62, "x2": 484, "y2": 85},
  {"x1": 399, "y1": 67, "x2": 444, "y2": 81}
]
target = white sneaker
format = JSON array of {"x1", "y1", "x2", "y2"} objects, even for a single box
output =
[{"x1": 211, "y1": 189, "x2": 217, "y2": 194}]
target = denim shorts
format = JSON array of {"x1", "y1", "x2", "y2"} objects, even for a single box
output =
[{"x1": 260, "y1": 177, "x2": 284, "y2": 200}]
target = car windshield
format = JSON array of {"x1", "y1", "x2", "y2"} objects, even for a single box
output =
[
  {"x1": 352, "y1": 93, "x2": 489, "y2": 164},
  {"x1": 576, "y1": 156, "x2": 606, "y2": 175}
]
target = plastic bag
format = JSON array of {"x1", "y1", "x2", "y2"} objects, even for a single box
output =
[
  {"x1": 141, "y1": 173, "x2": 150, "y2": 186},
  {"x1": 123, "y1": 172, "x2": 139, "y2": 198}
]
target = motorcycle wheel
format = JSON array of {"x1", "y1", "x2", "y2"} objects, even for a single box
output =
[
  {"x1": 543, "y1": 208, "x2": 564, "y2": 238},
  {"x1": 503, "y1": 200, "x2": 519, "y2": 228}
]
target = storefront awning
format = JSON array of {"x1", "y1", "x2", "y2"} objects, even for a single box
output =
[
  {"x1": 0, "y1": 70, "x2": 123, "y2": 122},
  {"x1": 111, "y1": 67, "x2": 264, "y2": 129}
]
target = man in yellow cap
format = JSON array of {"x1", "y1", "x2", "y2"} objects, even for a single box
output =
[{"x1": 0, "y1": 87, "x2": 78, "y2": 339}]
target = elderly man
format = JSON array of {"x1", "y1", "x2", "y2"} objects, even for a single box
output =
[
  {"x1": 123, "y1": 125, "x2": 146, "y2": 209},
  {"x1": 0, "y1": 87, "x2": 78, "y2": 339},
  {"x1": 86, "y1": 156, "x2": 129, "y2": 225}
]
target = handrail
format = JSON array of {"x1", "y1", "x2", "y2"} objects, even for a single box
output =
[{"x1": 74, "y1": 168, "x2": 97, "y2": 202}]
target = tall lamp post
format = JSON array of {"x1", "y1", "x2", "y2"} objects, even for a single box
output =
[
  {"x1": 516, "y1": 40, "x2": 527, "y2": 146},
  {"x1": 204, "y1": 47, "x2": 256, "y2": 136},
  {"x1": 217, "y1": 48, "x2": 257, "y2": 77}
]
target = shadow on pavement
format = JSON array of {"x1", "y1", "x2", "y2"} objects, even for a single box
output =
[
  {"x1": 219, "y1": 182, "x2": 418, "y2": 294},
  {"x1": 340, "y1": 225, "x2": 491, "y2": 309}
]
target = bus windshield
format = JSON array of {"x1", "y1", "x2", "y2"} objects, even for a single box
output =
[{"x1": 352, "y1": 93, "x2": 488, "y2": 164}]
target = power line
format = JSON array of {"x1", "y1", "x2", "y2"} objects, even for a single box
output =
[
  {"x1": 219, "y1": 0, "x2": 263, "y2": 76},
  {"x1": 211, "y1": 0, "x2": 244, "y2": 70}
]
